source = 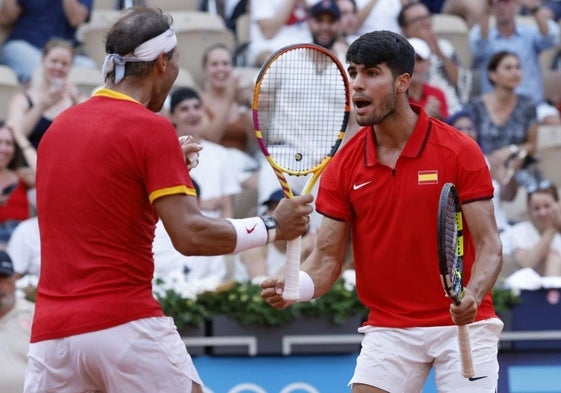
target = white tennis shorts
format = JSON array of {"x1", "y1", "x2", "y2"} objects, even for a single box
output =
[
  {"x1": 24, "y1": 316, "x2": 202, "y2": 393},
  {"x1": 349, "y1": 318, "x2": 504, "y2": 393}
]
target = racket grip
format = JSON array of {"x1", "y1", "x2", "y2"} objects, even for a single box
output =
[
  {"x1": 282, "y1": 236, "x2": 302, "y2": 300},
  {"x1": 457, "y1": 324, "x2": 475, "y2": 378}
]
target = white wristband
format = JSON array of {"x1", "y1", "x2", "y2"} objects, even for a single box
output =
[
  {"x1": 226, "y1": 217, "x2": 268, "y2": 254},
  {"x1": 298, "y1": 271, "x2": 315, "y2": 302}
]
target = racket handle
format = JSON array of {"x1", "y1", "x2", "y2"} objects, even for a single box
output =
[
  {"x1": 282, "y1": 235, "x2": 302, "y2": 300},
  {"x1": 457, "y1": 324, "x2": 475, "y2": 378}
]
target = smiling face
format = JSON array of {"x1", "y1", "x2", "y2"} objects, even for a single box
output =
[
  {"x1": 309, "y1": 12, "x2": 340, "y2": 49},
  {"x1": 203, "y1": 46, "x2": 233, "y2": 89},
  {"x1": 529, "y1": 190, "x2": 558, "y2": 233},
  {"x1": 42, "y1": 43, "x2": 73, "y2": 85}
]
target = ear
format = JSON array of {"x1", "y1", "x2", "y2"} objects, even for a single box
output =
[
  {"x1": 396, "y1": 73, "x2": 411, "y2": 94},
  {"x1": 154, "y1": 52, "x2": 169, "y2": 74}
]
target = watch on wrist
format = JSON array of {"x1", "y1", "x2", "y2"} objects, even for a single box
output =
[
  {"x1": 529, "y1": 4, "x2": 540, "y2": 14},
  {"x1": 260, "y1": 215, "x2": 277, "y2": 243}
]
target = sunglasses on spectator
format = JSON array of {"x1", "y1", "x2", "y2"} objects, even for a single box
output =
[{"x1": 527, "y1": 179, "x2": 554, "y2": 194}]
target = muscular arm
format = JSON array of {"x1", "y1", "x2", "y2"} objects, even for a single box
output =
[
  {"x1": 461, "y1": 199, "x2": 503, "y2": 308},
  {"x1": 154, "y1": 192, "x2": 313, "y2": 256}
]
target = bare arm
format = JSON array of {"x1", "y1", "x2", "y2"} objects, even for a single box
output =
[
  {"x1": 260, "y1": 217, "x2": 350, "y2": 308},
  {"x1": 451, "y1": 199, "x2": 502, "y2": 325},
  {"x1": 354, "y1": 0, "x2": 377, "y2": 30},
  {"x1": 154, "y1": 193, "x2": 313, "y2": 256},
  {"x1": 62, "y1": 0, "x2": 89, "y2": 27},
  {"x1": 0, "y1": 0, "x2": 21, "y2": 27},
  {"x1": 257, "y1": 0, "x2": 300, "y2": 39}
]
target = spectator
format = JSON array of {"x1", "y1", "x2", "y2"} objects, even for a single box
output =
[
  {"x1": 6, "y1": 216, "x2": 39, "y2": 279},
  {"x1": 0, "y1": 250, "x2": 34, "y2": 393},
  {"x1": 407, "y1": 37, "x2": 449, "y2": 120},
  {"x1": 354, "y1": 0, "x2": 405, "y2": 36},
  {"x1": 465, "y1": 50, "x2": 539, "y2": 190},
  {"x1": 398, "y1": 0, "x2": 472, "y2": 114},
  {"x1": 169, "y1": 87, "x2": 241, "y2": 219},
  {"x1": 199, "y1": 44, "x2": 259, "y2": 191},
  {"x1": 469, "y1": 0, "x2": 560, "y2": 110},
  {"x1": 0, "y1": 122, "x2": 32, "y2": 249},
  {"x1": 247, "y1": 0, "x2": 311, "y2": 67},
  {"x1": 7, "y1": 39, "x2": 84, "y2": 149},
  {"x1": 502, "y1": 179, "x2": 561, "y2": 303},
  {"x1": 308, "y1": 0, "x2": 349, "y2": 63},
  {"x1": 336, "y1": 0, "x2": 359, "y2": 44},
  {"x1": 446, "y1": 109, "x2": 518, "y2": 234},
  {"x1": 0, "y1": 0, "x2": 97, "y2": 85}
]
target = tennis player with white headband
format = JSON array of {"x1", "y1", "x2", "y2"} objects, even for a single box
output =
[{"x1": 24, "y1": 7, "x2": 313, "y2": 393}]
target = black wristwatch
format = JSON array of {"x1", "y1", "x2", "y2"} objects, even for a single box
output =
[{"x1": 260, "y1": 215, "x2": 277, "y2": 243}]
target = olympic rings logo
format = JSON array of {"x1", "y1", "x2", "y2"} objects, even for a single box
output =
[{"x1": 203, "y1": 382, "x2": 320, "y2": 393}]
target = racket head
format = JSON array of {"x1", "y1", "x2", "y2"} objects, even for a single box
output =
[
  {"x1": 252, "y1": 43, "x2": 350, "y2": 189},
  {"x1": 437, "y1": 183, "x2": 465, "y2": 305}
]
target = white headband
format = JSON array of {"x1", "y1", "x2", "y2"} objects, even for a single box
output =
[{"x1": 101, "y1": 28, "x2": 177, "y2": 84}]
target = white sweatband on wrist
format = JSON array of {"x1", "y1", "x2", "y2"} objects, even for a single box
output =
[
  {"x1": 226, "y1": 217, "x2": 268, "y2": 254},
  {"x1": 298, "y1": 271, "x2": 315, "y2": 302}
]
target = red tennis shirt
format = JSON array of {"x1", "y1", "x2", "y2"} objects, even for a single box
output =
[
  {"x1": 316, "y1": 105, "x2": 497, "y2": 328},
  {"x1": 31, "y1": 89, "x2": 196, "y2": 342}
]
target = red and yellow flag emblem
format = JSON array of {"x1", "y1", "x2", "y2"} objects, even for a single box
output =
[{"x1": 418, "y1": 170, "x2": 438, "y2": 185}]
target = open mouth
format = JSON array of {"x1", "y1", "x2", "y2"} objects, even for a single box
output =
[{"x1": 354, "y1": 99, "x2": 371, "y2": 109}]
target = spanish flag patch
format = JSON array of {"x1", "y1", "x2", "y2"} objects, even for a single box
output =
[{"x1": 418, "y1": 170, "x2": 438, "y2": 185}]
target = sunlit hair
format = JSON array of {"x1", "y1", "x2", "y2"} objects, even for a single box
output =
[
  {"x1": 346, "y1": 30, "x2": 415, "y2": 78},
  {"x1": 42, "y1": 38, "x2": 76, "y2": 58},
  {"x1": 486, "y1": 50, "x2": 519, "y2": 86}
]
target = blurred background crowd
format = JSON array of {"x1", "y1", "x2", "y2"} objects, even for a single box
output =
[{"x1": 2, "y1": 0, "x2": 561, "y2": 391}]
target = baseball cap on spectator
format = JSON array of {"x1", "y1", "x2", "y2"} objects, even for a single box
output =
[
  {"x1": 310, "y1": 0, "x2": 341, "y2": 19},
  {"x1": 0, "y1": 250, "x2": 14, "y2": 276},
  {"x1": 408, "y1": 37, "x2": 431, "y2": 60},
  {"x1": 262, "y1": 189, "x2": 285, "y2": 207}
]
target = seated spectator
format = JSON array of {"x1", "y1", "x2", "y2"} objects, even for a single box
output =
[
  {"x1": 0, "y1": 250, "x2": 34, "y2": 393},
  {"x1": 247, "y1": 0, "x2": 311, "y2": 67},
  {"x1": 446, "y1": 109, "x2": 518, "y2": 234},
  {"x1": 398, "y1": 1, "x2": 472, "y2": 114},
  {"x1": 408, "y1": 37, "x2": 449, "y2": 120},
  {"x1": 469, "y1": 0, "x2": 560, "y2": 113},
  {"x1": 354, "y1": 0, "x2": 404, "y2": 36},
  {"x1": 168, "y1": 87, "x2": 241, "y2": 219},
  {"x1": 6, "y1": 216, "x2": 39, "y2": 279},
  {"x1": 308, "y1": 0, "x2": 349, "y2": 63},
  {"x1": 0, "y1": 0, "x2": 97, "y2": 85},
  {"x1": 199, "y1": 44, "x2": 259, "y2": 191},
  {"x1": 502, "y1": 180, "x2": 561, "y2": 303},
  {"x1": 465, "y1": 51, "x2": 539, "y2": 189},
  {"x1": 7, "y1": 39, "x2": 84, "y2": 149},
  {"x1": 0, "y1": 122, "x2": 32, "y2": 249}
]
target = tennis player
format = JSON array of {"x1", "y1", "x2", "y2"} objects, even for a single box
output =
[
  {"x1": 24, "y1": 7, "x2": 312, "y2": 393},
  {"x1": 261, "y1": 30, "x2": 504, "y2": 392}
]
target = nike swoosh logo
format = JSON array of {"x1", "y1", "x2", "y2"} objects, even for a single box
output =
[
  {"x1": 246, "y1": 224, "x2": 257, "y2": 234},
  {"x1": 468, "y1": 376, "x2": 488, "y2": 382},
  {"x1": 353, "y1": 181, "x2": 372, "y2": 190}
]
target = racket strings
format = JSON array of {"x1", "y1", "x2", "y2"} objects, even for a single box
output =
[
  {"x1": 444, "y1": 195, "x2": 462, "y2": 293},
  {"x1": 257, "y1": 47, "x2": 347, "y2": 173}
]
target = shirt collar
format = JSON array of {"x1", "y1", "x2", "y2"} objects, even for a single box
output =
[
  {"x1": 365, "y1": 104, "x2": 431, "y2": 167},
  {"x1": 93, "y1": 88, "x2": 141, "y2": 104}
]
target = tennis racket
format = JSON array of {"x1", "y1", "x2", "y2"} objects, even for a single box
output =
[
  {"x1": 437, "y1": 183, "x2": 475, "y2": 378},
  {"x1": 253, "y1": 43, "x2": 350, "y2": 300}
]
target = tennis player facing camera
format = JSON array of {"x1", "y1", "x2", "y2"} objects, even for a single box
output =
[
  {"x1": 24, "y1": 7, "x2": 312, "y2": 393},
  {"x1": 261, "y1": 30, "x2": 504, "y2": 392}
]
